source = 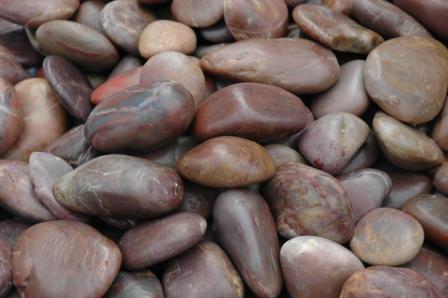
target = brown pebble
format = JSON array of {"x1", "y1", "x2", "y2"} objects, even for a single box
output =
[
  {"x1": 265, "y1": 144, "x2": 306, "y2": 167},
  {"x1": 171, "y1": 0, "x2": 224, "y2": 28},
  {"x1": 104, "y1": 271, "x2": 164, "y2": 298}
]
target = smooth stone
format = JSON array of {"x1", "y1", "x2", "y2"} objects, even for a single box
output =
[
  {"x1": 340, "y1": 266, "x2": 442, "y2": 298},
  {"x1": 405, "y1": 247, "x2": 448, "y2": 297},
  {"x1": 171, "y1": 0, "x2": 224, "y2": 28},
  {"x1": 54, "y1": 155, "x2": 184, "y2": 219},
  {"x1": 322, "y1": 0, "x2": 353, "y2": 14},
  {"x1": 352, "y1": 0, "x2": 430, "y2": 39},
  {"x1": 373, "y1": 112, "x2": 444, "y2": 171},
  {"x1": 0, "y1": 46, "x2": 29, "y2": 85},
  {"x1": 43, "y1": 55, "x2": 93, "y2": 121},
  {"x1": 36, "y1": 20, "x2": 119, "y2": 72},
  {"x1": 432, "y1": 98, "x2": 448, "y2": 151},
  {"x1": 104, "y1": 271, "x2": 163, "y2": 298},
  {"x1": 403, "y1": 194, "x2": 448, "y2": 250},
  {"x1": 434, "y1": 163, "x2": 448, "y2": 194},
  {"x1": 364, "y1": 36, "x2": 448, "y2": 125},
  {"x1": 340, "y1": 132, "x2": 379, "y2": 174},
  {"x1": 224, "y1": 0, "x2": 288, "y2": 40},
  {"x1": 200, "y1": 38, "x2": 340, "y2": 94},
  {"x1": 0, "y1": 78, "x2": 23, "y2": 156},
  {"x1": 101, "y1": 0, "x2": 155, "y2": 55},
  {"x1": 5, "y1": 78, "x2": 67, "y2": 162},
  {"x1": 311, "y1": 60, "x2": 369, "y2": 118},
  {"x1": 262, "y1": 163, "x2": 354, "y2": 243},
  {"x1": 265, "y1": 144, "x2": 306, "y2": 167},
  {"x1": 12, "y1": 220, "x2": 121, "y2": 298},
  {"x1": 119, "y1": 212, "x2": 206, "y2": 269},
  {"x1": 46, "y1": 124, "x2": 97, "y2": 168},
  {"x1": 339, "y1": 169, "x2": 392, "y2": 221},
  {"x1": 139, "y1": 20, "x2": 197, "y2": 59},
  {"x1": 74, "y1": 0, "x2": 105, "y2": 32},
  {"x1": 350, "y1": 207, "x2": 424, "y2": 266},
  {"x1": 281, "y1": 236, "x2": 364, "y2": 298},
  {"x1": 85, "y1": 81, "x2": 195, "y2": 153},
  {"x1": 163, "y1": 241, "x2": 244, "y2": 298},
  {"x1": 109, "y1": 55, "x2": 143, "y2": 79},
  {"x1": 194, "y1": 82, "x2": 313, "y2": 143},
  {"x1": 91, "y1": 66, "x2": 141, "y2": 105},
  {"x1": 0, "y1": 0, "x2": 79, "y2": 28},
  {"x1": 293, "y1": 4, "x2": 383, "y2": 53},
  {"x1": 29, "y1": 152, "x2": 86, "y2": 221},
  {"x1": 177, "y1": 182, "x2": 218, "y2": 219},
  {"x1": 213, "y1": 189, "x2": 282, "y2": 298},
  {"x1": 0, "y1": 220, "x2": 29, "y2": 248},
  {"x1": 298, "y1": 112, "x2": 369, "y2": 175},
  {"x1": 177, "y1": 136, "x2": 276, "y2": 188},
  {"x1": 0, "y1": 240, "x2": 11, "y2": 297},
  {"x1": 141, "y1": 52, "x2": 206, "y2": 107},
  {"x1": 200, "y1": 21, "x2": 234, "y2": 43}
]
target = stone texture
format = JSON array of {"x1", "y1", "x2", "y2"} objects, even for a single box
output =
[
  {"x1": 0, "y1": 78, "x2": 22, "y2": 156},
  {"x1": 105, "y1": 271, "x2": 163, "y2": 298},
  {"x1": 265, "y1": 144, "x2": 306, "y2": 167},
  {"x1": 171, "y1": 0, "x2": 224, "y2": 28},
  {"x1": 0, "y1": 45, "x2": 29, "y2": 85},
  {"x1": 434, "y1": 163, "x2": 448, "y2": 195},
  {"x1": 74, "y1": 1, "x2": 105, "y2": 32}
]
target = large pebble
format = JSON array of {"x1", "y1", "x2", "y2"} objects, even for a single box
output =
[
  {"x1": 213, "y1": 189, "x2": 282, "y2": 298},
  {"x1": 74, "y1": 1, "x2": 105, "y2": 32},
  {"x1": 0, "y1": 46, "x2": 29, "y2": 85},
  {"x1": 12, "y1": 220, "x2": 121, "y2": 298},
  {"x1": 171, "y1": 0, "x2": 224, "y2": 28},
  {"x1": 54, "y1": 155, "x2": 184, "y2": 219},
  {"x1": 350, "y1": 207, "x2": 424, "y2": 266},
  {"x1": 281, "y1": 236, "x2": 364, "y2": 298},
  {"x1": 200, "y1": 38, "x2": 340, "y2": 94},
  {"x1": 262, "y1": 163, "x2": 354, "y2": 243},
  {"x1": 105, "y1": 271, "x2": 163, "y2": 298},
  {"x1": 0, "y1": 78, "x2": 22, "y2": 156},
  {"x1": 177, "y1": 136, "x2": 276, "y2": 188},
  {"x1": 364, "y1": 36, "x2": 448, "y2": 125}
]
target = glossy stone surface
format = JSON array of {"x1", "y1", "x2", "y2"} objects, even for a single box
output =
[
  {"x1": 74, "y1": 0, "x2": 105, "y2": 32},
  {"x1": 101, "y1": 0, "x2": 155, "y2": 55},
  {"x1": 105, "y1": 271, "x2": 164, "y2": 298},
  {"x1": 0, "y1": 0, "x2": 79, "y2": 28},
  {"x1": 163, "y1": 241, "x2": 244, "y2": 298},
  {"x1": 86, "y1": 81, "x2": 195, "y2": 153},
  {"x1": 298, "y1": 113, "x2": 369, "y2": 175},
  {"x1": 0, "y1": 240, "x2": 11, "y2": 298},
  {"x1": 36, "y1": 20, "x2": 119, "y2": 72},
  {"x1": 171, "y1": 0, "x2": 224, "y2": 28},
  {"x1": 339, "y1": 169, "x2": 391, "y2": 221},
  {"x1": 0, "y1": 45, "x2": 29, "y2": 85},
  {"x1": 177, "y1": 136, "x2": 276, "y2": 188},
  {"x1": 281, "y1": 236, "x2": 364, "y2": 298},
  {"x1": 0, "y1": 220, "x2": 29, "y2": 248},
  {"x1": 224, "y1": 0, "x2": 288, "y2": 40},
  {"x1": 350, "y1": 208, "x2": 424, "y2": 266},
  {"x1": 12, "y1": 220, "x2": 121, "y2": 298},
  {"x1": 265, "y1": 144, "x2": 306, "y2": 167},
  {"x1": 311, "y1": 60, "x2": 369, "y2": 118},
  {"x1": 54, "y1": 155, "x2": 184, "y2": 219},
  {"x1": 5, "y1": 78, "x2": 67, "y2": 162},
  {"x1": 352, "y1": 0, "x2": 430, "y2": 39},
  {"x1": 373, "y1": 112, "x2": 444, "y2": 171},
  {"x1": 178, "y1": 182, "x2": 218, "y2": 219},
  {"x1": 0, "y1": 78, "x2": 22, "y2": 156},
  {"x1": 340, "y1": 132, "x2": 379, "y2": 174},
  {"x1": 29, "y1": 152, "x2": 87, "y2": 222},
  {"x1": 364, "y1": 36, "x2": 448, "y2": 125},
  {"x1": 293, "y1": 4, "x2": 383, "y2": 53},
  {"x1": 43, "y1": 55, "x2": 93, "y2": 121},
  {"x1": 139, "y1": 20, "x2": 197, "y2": 58},
  {"x1": 262, "y1": 163, "x2": 354, "y2": 243},
  {"x1": 194, "y1": 82, "x2": 313, "y2": 143},
  {"x1": 434, "y1": 163, "x2": 448, "y2": 195},
  {"x1": 340, "y1": 266, "x2": 442, "y2": 298},
  {"x1": 200, "y1": 38, "x2": 340, "y2": 94},
  {"x1": 403, "y1": 194, "x2": 448, "y2": 250},
  {"x1": 213, "y1": 189, "x2": 282, "y2": 298}
]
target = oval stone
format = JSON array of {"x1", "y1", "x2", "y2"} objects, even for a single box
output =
[
  {"x1": 163, "y1": 241, "x2": 244, "y2": 298},
  {"x1": 0, "y1": 78, "x2": 23, "y2": 156},
  {"x1": 350, "y1": 207, "x2": 424, "y2": 266},
  {"x1": 36, "y1": 20, "x2": 119, "y2": 72},
  {"x1": 171, "y1": 0, "x2": 224, "y2": 28},
  {"x1": 403, "y1": 194, "x2": 448, "y2": 250},
  {"x1": 194, "y1": 82, "x2": 313, "y2": 143},
  {"x1": 12, "y1": 220, "x2": 121, "y2": 298},
  {"x1": 293, "y1": 4, "x2": 383, "y2": 53},
  {"x1": 224, "y1": 0, "x2": 288, "y2": 40},
  {"x1": 373, "y1": 112, "x2": 444, "y2": 171},
  {"x1": 74, "y1": 1, "x2": 105, "y2": 32},
  {"x1": 433, "y1": 163, "x2": 448, "y2": 195},
  {"x1": 43, "y1": 55, "x2": 93, "y2": 121},
  {"x1": 101, "y1": 0, "x2": 155, "y2": 55},
  {"x1": 265, "y1": 144, "x2": 306, "y2": 167},
  {"x1": 364, "y1": 36, "x2": 448, "y2": 125},
  {"x1": 85, "y1": 81, "x2": 195, "y2": 153},
  {"x1": 177, "y1": 136, "x2": 276, "y2": 188},
  {"x1": 340, "y1": 266, "x2": 442, "y2": 298},
  {"x1": 0, "y1": 45, "x2": 29, "y2": 85},
  {"x1": 105, "y1": 271, "x2": 163, "y2": 298},
  {"x1": 281, "y1": 236, "x2": 364, "y2": 298},
  {"x1": 298, "y1": 112, "x2": 370, "y2": 175},
  {"x1": 200, "y1": 38, "x2": 340, "y2": 94},
  {"x1": 213, "y1": 189, "x2": 282, "y2": 298},
  {"x1": 119, "y1": 212, "x2": 206, "y2": 269},
  {"x1": 54, "y1": 155, "x2": 184, "y2": 219},
  {"x1": 262, "y1": 163, "x2": 355, "y2": 243}
]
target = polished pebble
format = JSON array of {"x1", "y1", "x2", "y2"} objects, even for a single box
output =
[
  {"x1": 104, "y1": 271, "x2": 164, "y2": 298},
  {"x1": 171, "y1": 0, "x2": 224, "y2": 28},
  {"x1": 74, "y1": 0, "x2": 105, "y2": 32}
]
